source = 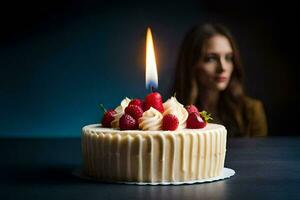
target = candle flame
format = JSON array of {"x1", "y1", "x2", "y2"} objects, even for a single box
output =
[{"x1": 146, "y1": 27, "x2": 158, "y2": 89}]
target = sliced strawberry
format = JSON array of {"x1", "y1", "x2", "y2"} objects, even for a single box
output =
[
  {"x1": 119, "y1": 114, "x2": 138, "y2": 130},
  {"x1": 101, "y1": 109, "x2": 117, "y2": 128},
  {"x1": 162, "y1": 114, "x2": 179, "y2": 131},
  {"x1": 186, "y1": 112, "x2": 206, "y2": 129},
  {"x1": 125, "y1": 105, "x2": 143, "y2": 120},
  {"x1": 143, "y1": 92, "x2": 164, "y2": 113},
  {"x1": 185, "y1": 105, "x2": 200, "y2": 115}
]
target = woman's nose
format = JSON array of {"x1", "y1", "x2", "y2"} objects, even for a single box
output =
[{"x1": 216, "y1": 59, "x2": 226, "y2": 72}]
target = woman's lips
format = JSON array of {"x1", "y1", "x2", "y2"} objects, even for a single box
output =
[{"x1": 215, "y1": 76, "x2": 227, "y2": 82}]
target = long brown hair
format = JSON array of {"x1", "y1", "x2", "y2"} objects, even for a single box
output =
[{"x1": 174, "y1": 23, "x2": 247, "y2": 136}]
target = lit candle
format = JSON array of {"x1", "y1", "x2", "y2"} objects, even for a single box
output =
[
  {"x1": 143, "y1": 27, "x2": 164, "y2": 113},
  {"x1": 146, "y1": 27, "x2": 158, "y2": 92}
]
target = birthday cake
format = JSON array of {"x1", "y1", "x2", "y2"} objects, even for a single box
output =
[{"x1": 82, "y1": 93, "x2": 227, "y2": 183}]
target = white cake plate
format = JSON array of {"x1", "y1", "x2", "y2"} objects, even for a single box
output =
[{"x1": 73, "y1": 167, "x2": 235, "y2": 185}]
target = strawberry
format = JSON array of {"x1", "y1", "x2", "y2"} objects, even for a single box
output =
[
  {"x1": 128, "y1": 98, "x2": 143, "y2": 108},
  {"x1": 186, "y1": 112, "x2": 206, "y2": 129},
  {"x1": 162, "y1": 114, "x2": 179, "y2": 131},
  {"x1": 125, "y1": 105, "x2": 143, "y2": 120},
  {"x1": 185, "y1": 105, "x2": 200, "y2": 115},
  {"x1": 119, "y1": 114, "x2": 138, "y2": 130},
  {"x1": 143, "y1": 92, "x2": 164, "y2": 113},
  {"x1": 186, "y1": 111, "x2": 213, "y2": 129},
  {"x1": 101, "y1": 109, "x2": 117, "y2": 128}
]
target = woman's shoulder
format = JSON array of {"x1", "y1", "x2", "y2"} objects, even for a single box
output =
[
  {"x1": 243, "y1": 96, "x2": 268, "y2": 136},
  {"x1": 243, "y1": 96, "x2": 264, "y2": 110}
]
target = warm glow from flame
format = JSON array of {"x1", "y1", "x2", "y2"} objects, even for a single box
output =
[{"x1": 146, "y1": 27, "x2": 158, "y2": 89}]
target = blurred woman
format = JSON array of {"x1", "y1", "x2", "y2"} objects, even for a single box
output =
[{"x1": 174, "y1": 23, "x2": 267, "y2": 137}]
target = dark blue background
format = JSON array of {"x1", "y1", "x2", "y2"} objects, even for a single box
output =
[{"x1": 1, "y1": 1, "x2": 299, "y2": 137}]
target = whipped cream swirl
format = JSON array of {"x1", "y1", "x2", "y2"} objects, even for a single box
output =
[
  {"x1": 163, "y1": 97, "x2": 188, "y2": 129},
  {"x1": 139, "y1": 107, "x2": 163, "y2": 131},
  {"x1": 111, "y1": 97, "x2": 131, "y2": 128}
]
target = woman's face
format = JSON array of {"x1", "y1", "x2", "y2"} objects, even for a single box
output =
[{"x1": 197, "y1": 35, "x2": 234, "y2": 91}]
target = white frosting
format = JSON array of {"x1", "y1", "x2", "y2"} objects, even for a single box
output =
[
  {"x1": 111, "y1": 97, "x2": 131, "y2": 128},
  {"x1": 82, "y1": 123, "x2": 227, "y2": 183},
  {"x1": 163, "y1": 97, "x2": 188, "y2": 129},
  {"x1": 139, "y1": 107, "x2": 163, "y2": 131}
]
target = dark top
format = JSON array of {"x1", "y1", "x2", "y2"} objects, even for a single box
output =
[
  {"x1": 241, "y1": 97, "x2": 268, "y2": 137},
  {"x1": 203, "y1": 96, "x2": 268, "y2": 137}
]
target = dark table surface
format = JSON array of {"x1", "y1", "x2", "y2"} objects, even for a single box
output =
[{"x1": 1, "y1": 137, "x2": 300, "y2": 200}]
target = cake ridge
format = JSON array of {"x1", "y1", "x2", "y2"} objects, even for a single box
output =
[{"x1": 82, "y1": 123, "x2": 227, "y2": 182}]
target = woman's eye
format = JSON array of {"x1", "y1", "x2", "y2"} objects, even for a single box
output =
[
  {"x1": 204, "y1": 56, "x2": 217, "y2": 62},
  {"x1": 225, "y1": 55, "x2": 233, "y2": 62}
]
